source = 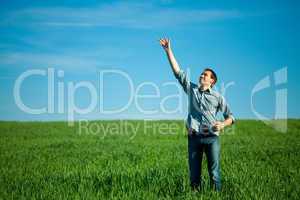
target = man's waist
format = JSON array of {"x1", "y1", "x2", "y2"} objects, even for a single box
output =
[
  {"x1": 188, "y1": 126, "x2": 218, "y2": 137},
  {"x1": 190, "y1": 123, "x2": 214, "y2": 132}
]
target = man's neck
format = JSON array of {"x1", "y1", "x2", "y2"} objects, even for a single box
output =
[{"x1": 199, "y1": 85, "x2": 211, "y2": 91}]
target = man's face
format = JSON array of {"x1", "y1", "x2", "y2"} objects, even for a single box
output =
[{"x1": 199, "y1": 70, "x2": 214, "y2": 87}]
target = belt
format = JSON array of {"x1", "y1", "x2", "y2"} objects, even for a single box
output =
[{"x1": 188, "y1": 127, "x2": 216, "y2": 138}]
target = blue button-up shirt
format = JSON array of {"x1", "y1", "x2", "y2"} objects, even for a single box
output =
[{"x1": 175, "y1": 69, "x2": 235, "y2": 136}]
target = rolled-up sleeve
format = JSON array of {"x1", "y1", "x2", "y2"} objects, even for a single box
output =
[
  {"x1": 218, "y1": 95, "x2": 235, "y2": 123},
  {"x1": 174, "y1": 70, "x2": 191, "y2": 94}
]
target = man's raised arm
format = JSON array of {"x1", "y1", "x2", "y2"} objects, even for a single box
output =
[{"x1": 159, "y1": 38, "x2": 180, "y2": 76}]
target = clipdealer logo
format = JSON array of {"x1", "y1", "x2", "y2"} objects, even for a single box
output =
[
  {"x1": 13, "y1": 68, "x2": 185, "y2": 126},
  {"x1": 251, "y1": 67, "x2": 288, "y2": 133}
]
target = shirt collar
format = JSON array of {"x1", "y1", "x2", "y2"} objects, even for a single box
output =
[{"x1": 198, "y1": 86, "x2": 212, "y2": 93}]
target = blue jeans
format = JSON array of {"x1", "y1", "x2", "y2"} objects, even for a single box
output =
[{"x1": 188, "y1": 133, "x2": 221, "y2": 191}]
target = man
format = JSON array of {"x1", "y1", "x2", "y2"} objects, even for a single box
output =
[{"x1": 159, "y1": 38, "x2": 235, "y2": 192}]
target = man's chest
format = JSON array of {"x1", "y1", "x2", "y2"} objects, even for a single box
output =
[{"x1": 190, "y1": 89, "x2": 219, "y2": 111}]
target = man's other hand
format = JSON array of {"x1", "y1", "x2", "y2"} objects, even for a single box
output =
[
  {"x1": 159, "y1": 38, "x2": 171, "y2": 51},
  {"x1": 212, "y1": 121, "x2": 225, "y2": 132}
]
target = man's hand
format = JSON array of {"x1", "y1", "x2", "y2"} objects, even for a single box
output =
[
  {"x1": 159, "y1": 38, "x2": 171, "y2": 52},
  {"x1": 212, "y1": 121, "x2": 225, "y2": 132}
]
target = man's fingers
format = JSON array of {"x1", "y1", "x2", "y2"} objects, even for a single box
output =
[
  {"x1": 212, "y1": 121, "x2": 225, "y2": 131},
  {"x1": 159, "y1": 39, "x2": 166, "y2": 44},
  {"x1": 212, "y1": 121, "x2": 222, "y2": 131},
  {"x1": 159, "y1": 38, "x2": 170, "y2": 49},
  {"x1": 159, "y1": 38, "x2": 168, "y2": 42},
  {"x1": 214, "y1": 121, "x2": 221, "y2": 126}
]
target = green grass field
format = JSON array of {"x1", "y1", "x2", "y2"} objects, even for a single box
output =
[{"x1": 0, "y1": 120, "x2": 299, "y2": 199}]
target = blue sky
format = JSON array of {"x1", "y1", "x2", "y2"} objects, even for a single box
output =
[{"x1": 0, "y1": 0, "x2": 299, "y2": 121}]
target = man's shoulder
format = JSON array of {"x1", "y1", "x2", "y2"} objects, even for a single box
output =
[
  {"x1": 209, "y1": 89, "x2": 223, "y2": 99},
  {"x1": 190, "y1": 82, "x2": 198, "y2": 88}
]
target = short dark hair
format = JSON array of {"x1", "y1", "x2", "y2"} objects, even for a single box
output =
[{"x1": 203, "y1": 68, "x2": 217, "y2": 86}]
